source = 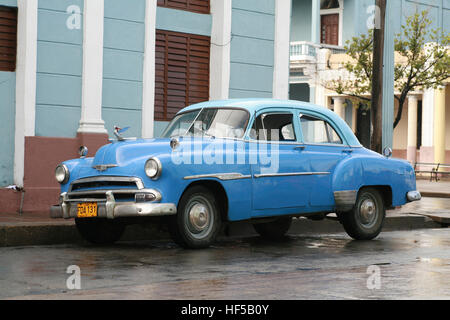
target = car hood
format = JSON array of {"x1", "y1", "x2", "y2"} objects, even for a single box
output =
[{"x1": 92, "y1": 138, "x2": 172, "y2": 167}]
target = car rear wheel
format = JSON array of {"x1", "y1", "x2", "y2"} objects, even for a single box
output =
[
  {"x1": 75, "y1": 218, "x2": 126, "y2": 245},
  {"x1": 169, "y1": 186, "x2": 222, "y2": 249},
  {"x1": 253, "y1": 217, "x2": 292, "y2": 240},
  {"x1": 340, "y1": 188, "x2": 385, "y2": 240}
]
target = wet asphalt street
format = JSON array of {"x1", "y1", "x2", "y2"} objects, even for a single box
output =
[{"x1": 1, "y1": 227, "x2": 449, "y2": 300}]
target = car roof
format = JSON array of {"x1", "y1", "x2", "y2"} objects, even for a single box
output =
[{"x1": 178, "y1": 99, "x2": 361, "y2": 147}]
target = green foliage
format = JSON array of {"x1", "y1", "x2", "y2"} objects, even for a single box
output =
[{"x1": 326, "y1": 10, "x2": 450, "y2": 128}]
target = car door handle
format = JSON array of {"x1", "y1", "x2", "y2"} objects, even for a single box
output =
[
  {"x1": 342, "y1": 149, "x2": 353, "y2": 154},
  {"x1": 294, "y1": 145, "x2": 306, "y2": 151}
]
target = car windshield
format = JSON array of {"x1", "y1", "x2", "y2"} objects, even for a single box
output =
[{"x1": 162, "y1": 108, "x2": 249, "y2": 139}]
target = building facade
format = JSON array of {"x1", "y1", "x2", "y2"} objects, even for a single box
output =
[
  {"x1": 0, "y1": 0, "x2": 291, "y2": 214},
  {"x1": 290, "y1": 0, "x2": 450, "y2": 166}
]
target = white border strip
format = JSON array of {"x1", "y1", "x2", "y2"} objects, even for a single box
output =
[
  {"x1": 78, "y1": 0, "x2": 107, "y2": 134},
  {"x1": 273, "y1": 0, "x2": 291, "y2": 100},
  {"x1": 209, "y1": 0, "x2": 231, "y2": 100},
  {"x1": 142, "y1": 0, "x2": 157, "y2": 138},
  {"x1": 14, "y1": 0, "x2": 38, "y2": 186}
]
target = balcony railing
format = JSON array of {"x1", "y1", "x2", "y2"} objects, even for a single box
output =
[{"x1": 290, "y1": 41, "x2": 346, "y2": 62}]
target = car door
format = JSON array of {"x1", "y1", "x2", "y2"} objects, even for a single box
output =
[
  {"x1": 249, "y1": 110, "x2": 312, "y2": 215},
  {"x1": 298, "y1": 113, "x2": 349, "y2": 208}
]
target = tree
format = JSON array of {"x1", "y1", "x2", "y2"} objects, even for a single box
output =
[
  {"x1": 326, "y1": 10, "x2": 450, "y2": 134},
  {"x1": 371, "y1": 0, "x2": 386, "y2": 154}
]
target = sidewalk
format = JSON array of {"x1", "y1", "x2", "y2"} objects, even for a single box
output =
[
  {"x1": 1, "y1": 181, "x2": 449, "y2": 247},
  {"x1": 417, "y1": 179, "x2": 450, "y2": 198}
]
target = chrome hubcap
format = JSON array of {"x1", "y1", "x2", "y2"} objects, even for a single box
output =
[
  {"x1": 359, "y1": 198, "x2": 377, "y2": 227},
  {"x1": 188, "y1": 203, "x2": 210, "y2": 232}
]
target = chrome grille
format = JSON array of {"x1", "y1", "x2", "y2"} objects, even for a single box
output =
[
  {"x1": 68, "y1": 177, "x2": 145, "y2": 202},
  {"x1": 69, "y1": 177, "x2": 143, "y2": 192}
]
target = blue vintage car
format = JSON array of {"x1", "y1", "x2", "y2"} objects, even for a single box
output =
[{"x1": 51, "y1": 99, "x2": 421, "y2": 248}]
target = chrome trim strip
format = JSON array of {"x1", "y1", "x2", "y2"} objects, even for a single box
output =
[
  {"x1": 67, "y1": 189, "x2": 162, "y2": 202},
  {"x1": 69, "y1": 176, "x2": 145, "y2": 191},
  {"x1": 254, "y1": 172, "x2": 331, "y2": 179},
  {"x1": 334, "y1": 190, "x2": 358, "y2": 211},
  {"x1": 184, "y1": 173, "x2": 252, "y2": 181}
]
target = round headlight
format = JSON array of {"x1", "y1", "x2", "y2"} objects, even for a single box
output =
[
  {"x1": 55, "y1": 164, "x2": 70, "y2": 184},
  {"x1": 145, "y1": 157, "x2": 162, "y2": 180}
]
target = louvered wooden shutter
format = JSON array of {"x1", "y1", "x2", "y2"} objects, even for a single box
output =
[
  {"x1": 0, "y1": 6, "x2": 17, "y2": 72},
  {"x1": 155, "y1": 30, "x2": 210, "y2": 121},
  {"x1": 157, "y1": 0, "x2": 210, "y2": 14}
]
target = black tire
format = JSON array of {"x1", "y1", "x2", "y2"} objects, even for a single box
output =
[
  {"x1": 253, "y1": 217, "x2": 292, "y2": 241},
  {"x1": 169, "y1": 186, "x2": 222, "y2": 249},
  {"x1": 341, "y1": 188, "x2": 385, "y2": 240},
  {"x1": 75, "y1": 218, "x2": 125, "y2": 245}
]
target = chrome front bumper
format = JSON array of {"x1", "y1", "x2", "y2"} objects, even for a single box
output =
[
  {"x1": 51, "y1": 190, "x2": 177, "y2": 219},
  {"x1": 407, "y1": 190, "x2": 422, "y2": 202}
]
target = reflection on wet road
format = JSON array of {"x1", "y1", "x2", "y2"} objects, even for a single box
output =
[{"x1": 1, "y1": 229, "x2": 449, "y2": 299}]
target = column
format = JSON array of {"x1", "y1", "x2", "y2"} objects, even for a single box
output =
[
  {"x1": 272, "y1": 0, "x2": 291, "y2": 100},
  {"x1": 434, "y1": 86, "x2": 446, "y2": 166},
  {"x1": 420, "y1": 88, "x2": 435, "y2": 163},
  {"x1": 407, "y1": 95, "x2": 418, "y2": 164},
  {"x1": 334, "y1": 97, "x2": 346, "y2": 120},
  {"x1": 352, "y1": 104, "x2": 358, "y2": 133},
  {"x1": 311, "y1": 0, "x2": 320, "y2": 43},
  {"x1": 309, "y1": 85, "x2": 316, "y2": 104},
  {"x1": 209, "y1": 0, "x2": 232, "y2": 100},
  {"x1": 14, "y1": 0, "x2": 38, "y2": 187},
  {"x1": 142, "y1": 0, "x2": 157, "y2": 138},
  {"x1": 78, "y1": 0, "x2": 107, "y2": 134}
]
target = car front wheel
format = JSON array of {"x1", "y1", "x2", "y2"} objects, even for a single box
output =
[
  {"x1": 169, "y1": 186, "x2": 222, "y2": 249},
  {"x1": 75, "y1": 218, "x2": 126, "y2": 245},
  {"x1": 340, "y1": 188, "x2": 385, "y2": 240}
]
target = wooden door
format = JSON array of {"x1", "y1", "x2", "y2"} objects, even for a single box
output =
[
  {"x1": 321, "y1": 14, "x2": 339, "y2": 46},
  {"x1": 155, "y1": 30, "x2": 210, "y2": 121}
]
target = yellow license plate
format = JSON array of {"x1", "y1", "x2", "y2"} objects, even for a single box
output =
[{"x1": 77, "y1": 202, "x2": 98, "y2": 218}]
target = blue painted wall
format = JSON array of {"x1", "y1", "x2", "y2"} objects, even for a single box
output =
[
  {"x1": 35, "y1": 0, "x2": 83, "y2": 138},
  {"x1": 0, "y1": 72, "x2": 15, "y2": 186},
  {"x1": 0, "y1": 0, "x2": 16, "y2": 186},
  {"x1": 156, "y1": 6, "x2": 211, "y2": 36},
  {"x1": 102, "y1": 0, "x2": 146, "y2": 139},
  {"x1": 229, "y1": 0, "x2": 275, "y2": 99}
]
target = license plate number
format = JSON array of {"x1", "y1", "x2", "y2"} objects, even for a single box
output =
[{"x1": 77, "y1": 203, "x2": 98, "y2": 218}]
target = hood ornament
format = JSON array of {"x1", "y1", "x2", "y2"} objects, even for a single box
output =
[
  {"x1": 113, "y1": 126, "x2": 130, "y2": 141},
  {"x1": 93, "y1": 164, "x2": 118, "y2": 172}
]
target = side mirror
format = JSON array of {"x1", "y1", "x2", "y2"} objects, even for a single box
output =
[
  {"x1": 78, "y1": 146, "x2": 88, "y2": 158},
  {"x1": 383, "y1": 147, "x2": 392, "y2": 158}
]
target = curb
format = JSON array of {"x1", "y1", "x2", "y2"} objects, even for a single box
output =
[
  {"x1": 421, "y1": 192, "x2": 450, "y2": 199},
  {"x1": 0, "y1": 214, "x2": 445, "y2": 247}
]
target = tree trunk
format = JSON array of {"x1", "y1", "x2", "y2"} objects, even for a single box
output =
[{"x1": 370, "y1": 0, "x2": 386, "y2": 154}]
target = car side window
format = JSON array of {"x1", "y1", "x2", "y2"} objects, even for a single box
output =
[
  {"x1": 300, "y1": 114, "x2": 343, "y2": 145},
  {"x1": 249, "y1": 113, "x2": 296, "y2": 142}
]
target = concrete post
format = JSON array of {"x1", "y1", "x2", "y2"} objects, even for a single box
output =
[
  {"x1": 434, "y1": 87, "x2": 446, "y2": 166},
  {"x1": 352, "y1": 104, "x2": 358, "y2": 133},
  {"x1": 334, "y1": 97, "x2": 346, "y2": 120},
  {"x1": 78, "y1": 0, "x2": 107, "y2": 135},
  {"x1": 407, "y1": 95, "x2": 418, "y2": 164}
]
